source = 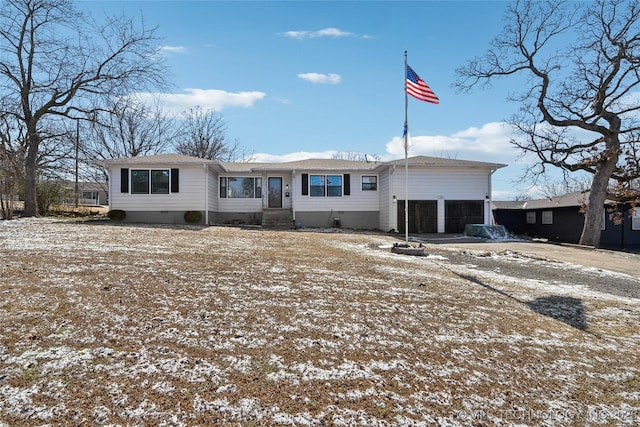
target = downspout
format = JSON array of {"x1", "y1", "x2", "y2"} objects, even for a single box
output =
[
  {"x1": 204, "y1": 163, "x2": 209, "y2": 225},
  {"x1": 291, "y1": 170, "x2": 296, "y2": 224},
  {"x1": 263, "y1": 171, "x2": 267, "y2": 210},
  {"x1": 107, "y1": 164, "x2": 113, "y2": 212},
  {"x1": 390, "y1": 164, "x2": 396, "y2": 232}
]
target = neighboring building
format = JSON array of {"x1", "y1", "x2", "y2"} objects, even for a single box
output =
[
  {"x1": 103, "y1": 154, "x2": 505, "y2": 232},
  {"x1": 493, "y1": 191, "x2": 640, "y2": 250},
  {"x1": 61, "y1": 181, "x2": 109, "y2": 206},
  {"x1": 77, "y1": 181, "x2": 108, "y2": 205}
]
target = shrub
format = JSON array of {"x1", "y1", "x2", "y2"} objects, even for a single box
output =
[
  {"x1": 36, "y1": 181, "x2": 70, "y2": 216},
  {"x1": 107, "y1": 209, "x2": 126, "y2": 221},
  {"x1": 184, "y1": 210, "x2": 202, "y2": 224}
]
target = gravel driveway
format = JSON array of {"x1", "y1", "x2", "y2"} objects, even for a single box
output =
[{"x1": 414, "y1": 240, "x2": 640, "y2": 300}]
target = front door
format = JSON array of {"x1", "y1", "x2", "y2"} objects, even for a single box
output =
[{"x1": 268, "y1": 177, "x2": 282, "y2": 208}]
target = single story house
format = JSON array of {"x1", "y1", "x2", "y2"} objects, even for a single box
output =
[
  {"x1": 493, "y1": 191, "x2": 640, "y2": 251},
  {"x1": 62, "y1": 181, "x2": 109, "y2": 206},
  {"x1": 103, "y1": 154, "x2": 506, "y2": 232}
]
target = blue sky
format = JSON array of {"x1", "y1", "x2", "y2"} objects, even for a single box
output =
[{"x1": 80, "y1": 0, "x2": 551, "y2": 200}]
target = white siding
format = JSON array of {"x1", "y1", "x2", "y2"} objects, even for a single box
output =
[
  {"x1": 294, "y1": 172, "x2": 380, "y2": 212},
  {"x1": 390, "y1": 168, "x2": 490, "y2": 200},
  {"x1": 389, "y1": 168, "x2": 398, "y2": 232},
  {"x1": 217, "y1": 198, "x2": 262, "y2": 213},
  {"x1": 109, "y1": 164, "x2": 206, "y2": 211},
  {"x1": 378, "y1": 169, "x2": 391, "y2": 231},
  {"x1": 207, "y1": 169, "x2": 218, "y2": 217}
]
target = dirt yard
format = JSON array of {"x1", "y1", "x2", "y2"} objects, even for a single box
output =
[{"x1": 1, "y1": 218, "x2": 639, "y2": 426}]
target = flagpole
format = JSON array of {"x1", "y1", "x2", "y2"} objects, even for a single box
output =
[
  {"x1": 404, "y1": 51, "x2": 409, "y2": 245},
  {"x1": 402, "y1": 56, "x2": 438, "y2": 249}
]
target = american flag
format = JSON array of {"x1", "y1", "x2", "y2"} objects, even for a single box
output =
[{"x1": 406, "y1": 65, "x2": 439, "y2": 104}]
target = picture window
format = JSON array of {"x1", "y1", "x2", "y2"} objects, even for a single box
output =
[{"x1": 219, "y1": 177, "x2": 262, "y2": 198}]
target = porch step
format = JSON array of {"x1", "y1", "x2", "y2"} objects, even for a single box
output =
[{"x1": 262, "y1": 209, "x2": 293, "y2": 230}]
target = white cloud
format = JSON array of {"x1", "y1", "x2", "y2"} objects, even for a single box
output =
[
  {"x1": 298, "y1": 73, "x2": 341, "y2": 85},
  {"x1": 312, "y1": 28, "x2": 353, "y2": 38},
  {"x1": 384, "y1": 122, "x2": 517, "y2": 162},
  {"x1": 281, "y1": 30, "x2": 310, "y2": 39},
  {"x1": 280, "y1": 27, "x2": 370, "y2": 39},
  {"x1": 130, "y1": 88, "x2": 266, "y2": 114},
  {"x1": 157, "y1": 45, "x2": 187, "y2": 54}
]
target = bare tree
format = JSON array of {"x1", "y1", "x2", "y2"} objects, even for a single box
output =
[
  {"x1": 0, "y1": 102, "x2": 75, "y2": 218},
  {"x1": 536, "y1": 179, "x2": 592, "y2": 199},
  {"x1": 0, "y1": 0, "x2": 168, "y2": 217},
  {"x1": 174, "y1": 106, "x2": 252, "y2": 161},
  {"x1": 78, "y1": 97, "x2": 176, "y2": 199},
  {"x1": 331, "y1": 152, "x2": 380, "y2": 162},
  {"x1": 85, "y1": 97, "x2": 175, "y2": 161},
  {"x1": 456, "y1": 0, "x2": 640, "y2": 247},
  {"x1": 512, "y1": 193, "x2": 531, "y2": 202},
  {"x1": 0, "y1": 113, "x2": 25, "y2": 219}
]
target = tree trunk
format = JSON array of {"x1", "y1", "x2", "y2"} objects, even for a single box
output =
[
  {"x1": 22, "y1": 132, "x2": 40, "y2": 217},
  {"x1": 579, "y1": 146, "x2": 619, "y2": 248}
]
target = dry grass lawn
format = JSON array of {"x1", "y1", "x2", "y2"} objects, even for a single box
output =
[{"x1": 1, "y1": 218, "x2": 639, "y2": 426}]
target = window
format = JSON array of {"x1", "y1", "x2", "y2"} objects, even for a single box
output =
[
  {"x1": 131, "y1": 170, "x2": 150, "y2": 194},
  {"x1": 362, "y1": 176, "x2": 377, "y2": 191},
  {"x1": 130, "y1": 169, "x2": 172, "y2": 194},
  {"x1": 526, "y1": 211, "x2": 536, "y2": 224},
  {"x1": 121, "y1": 168, "x2": 178, "y2": 194},
  {"x1": 81, "y1": 191, "x2": 97, "y2": 200},
  {"x1": 632, "y1": 209, "x2": 640, "y2": 231},
  {"x1": 219, "y1": 177, "x2": 262, "y2": 198},
  {"x1": 151, "y1": 170, "x2": 169, "y2": 194},
  {"x1": 542, "y1": 210, "x2": 553, "y2": 224},
  {"x1": 220, "y1": 177, "x2": 227, "y2": 198},
  {"x1": 310, "y1": 175, "x2": 342, "y2": 197}
]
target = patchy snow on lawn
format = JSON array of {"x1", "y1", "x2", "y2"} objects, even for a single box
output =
[{"x1": 1, "y1": 218, "x2": 639, "y2": 426}]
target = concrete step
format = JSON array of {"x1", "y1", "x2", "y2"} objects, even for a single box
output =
[{"x1": 262, "y1": 209, "x2": 293, "y2": 230}]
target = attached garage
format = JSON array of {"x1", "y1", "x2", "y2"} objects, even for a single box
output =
[{"x1": 384, "y1": 157, "x2": 505, "y2": 234}]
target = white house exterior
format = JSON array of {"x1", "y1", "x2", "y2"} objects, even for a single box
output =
[{"x1": 104, "y1": 154, "x2": 505, "y2": 233}]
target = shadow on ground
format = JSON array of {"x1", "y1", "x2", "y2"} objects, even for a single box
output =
[
  {"x1": 449, "y1": 271, "x2": 588, "y2": 331},
  {"x1": 527, "y1": 296, "x2": 587, "y2": 330}
]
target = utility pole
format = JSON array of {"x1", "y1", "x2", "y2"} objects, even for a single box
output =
[{"x1": 75, "y1": 120, "x2": 79, "y2": 208}]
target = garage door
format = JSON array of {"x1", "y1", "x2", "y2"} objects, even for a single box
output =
[
  {"x1": 397, "y1": 200, "x2": 437, "y2": 234},
  {"x1": 445, "y1": 200, "x2": 484, "y2": 233}
]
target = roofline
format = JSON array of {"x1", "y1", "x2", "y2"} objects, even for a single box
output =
[
  {"x1": 224, "y1": 161, "x2": 504, "y2": 173},
  {"x1": 102, "y1": 159, "x2": 218, "y2": 166},
  {"x1": 102, "y1": 155, "x2": 506, "y2": 172},
  {"x1": 245, "y1": 165, "x2": 385, "y2": 173},
  {"x1": 387, "y1": 158, "x2": 507, "y2": 170}
]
